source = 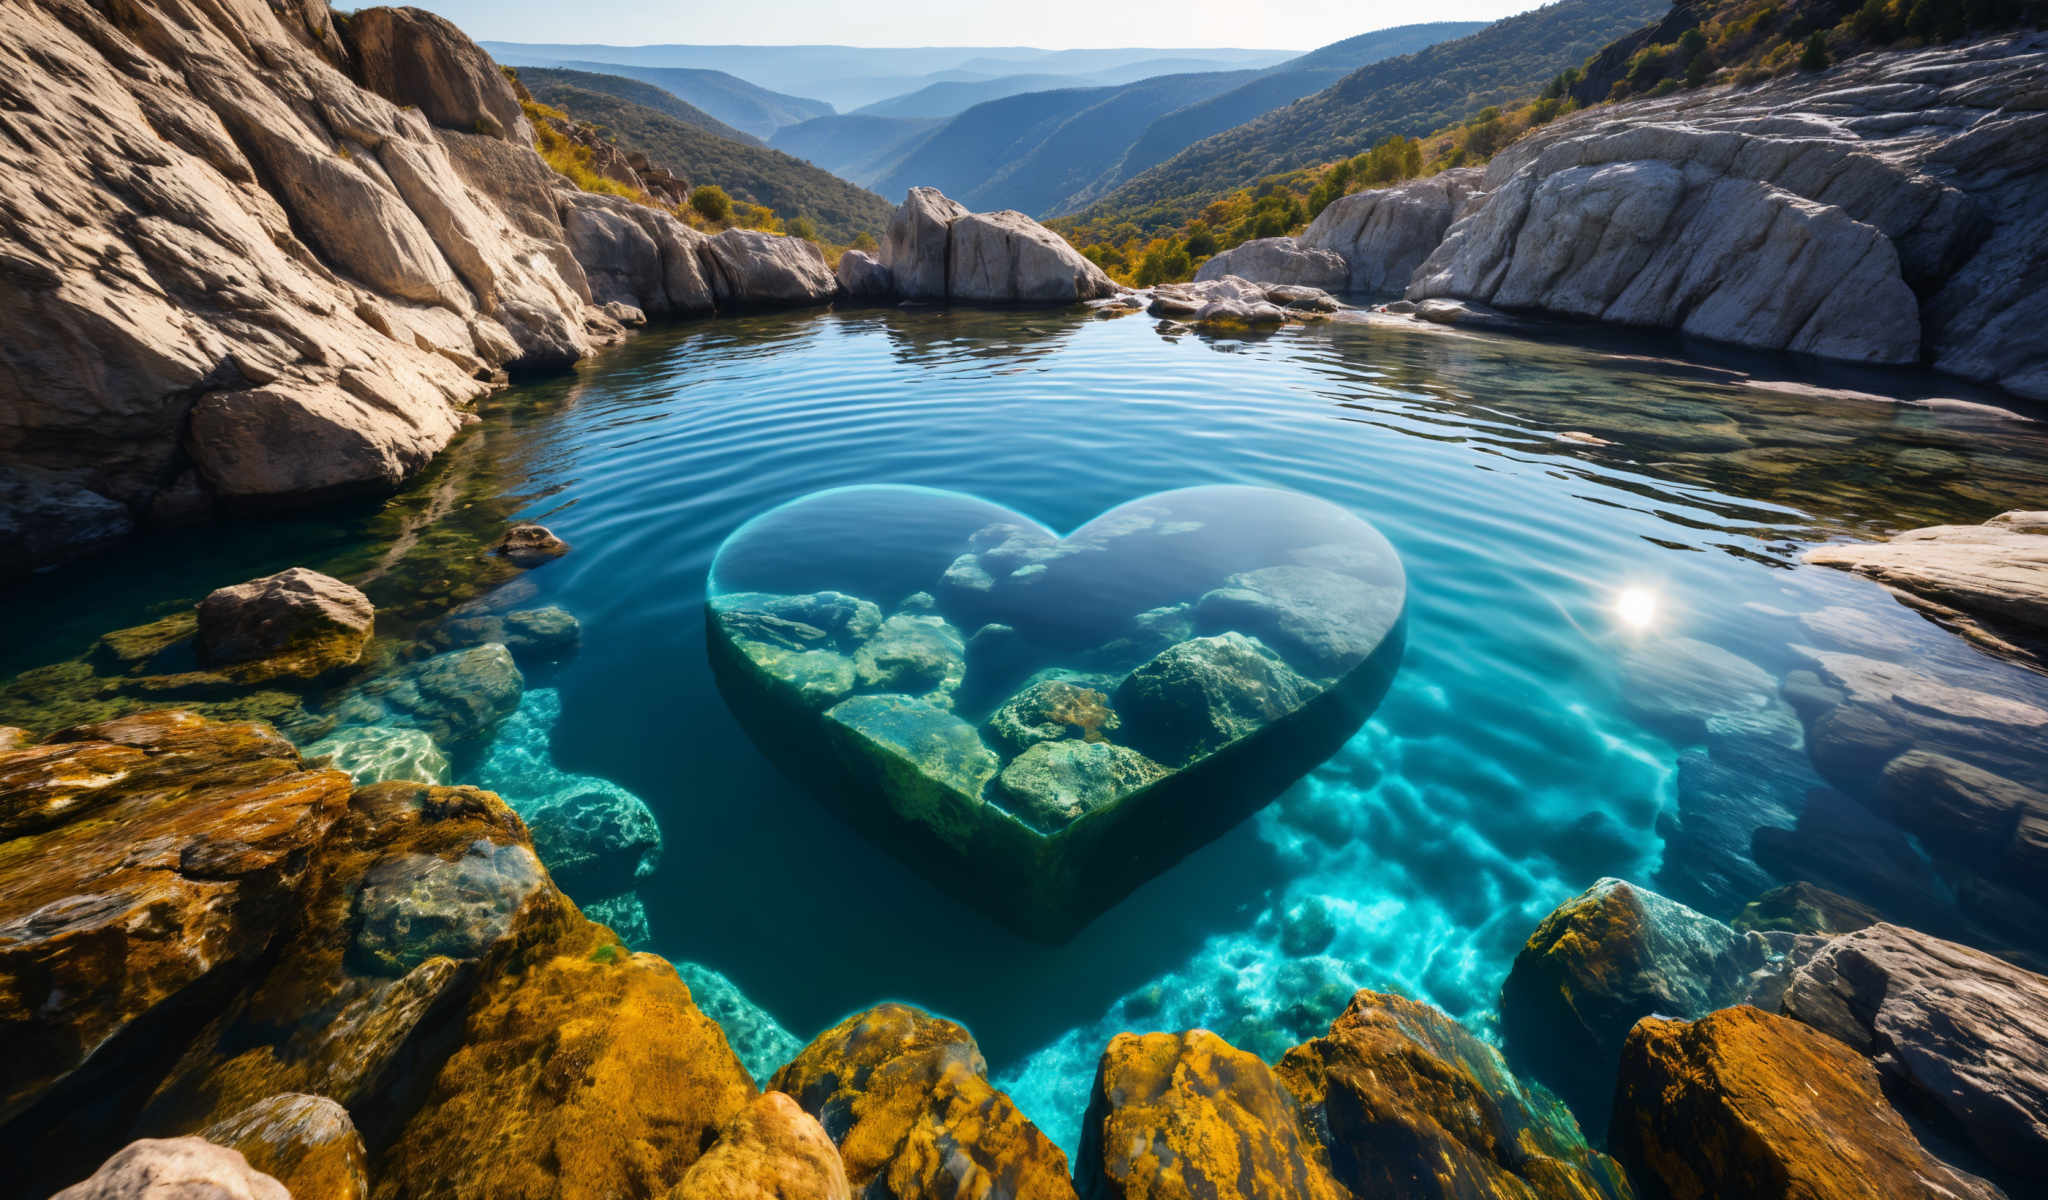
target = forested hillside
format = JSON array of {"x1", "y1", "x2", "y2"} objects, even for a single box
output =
[
  {"x1": 538, "y1": 61, "x2": 833, "y2": 139},
  {"x1": 520, "y1": 68, "x2": 758, "y2": 144},
  {"x1": 768, "y1": 114, "x2": 943, "y2": 186}
]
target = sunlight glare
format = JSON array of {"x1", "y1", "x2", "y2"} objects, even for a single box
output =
[{"x1": 1614, "y1": 586, "x2": 1660, "y2": 631}]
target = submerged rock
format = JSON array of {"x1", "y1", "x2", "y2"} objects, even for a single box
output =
[
  {"x1": 428, "y1": 605, "x2": 581, "y2": 665},
  {"x1": 196, "y1": 568, "x2": 374, "y2": 681},
  {"x1": 825, "y1": 694, "x2": 999, "y2": 808},
  {"x1": 985, "y1": 678, "x2": 1122, "y2": 755},
  {"x1": 304, "y1": 725, "x2": 450, "y2": 786},
  {"x1": 50, "y1": 1138, "x2": 288, "y2": 1200},
  {"x1": 1195, "y1": 564, "x2": 1398, "y2": 677},
  {"x1": 771, "y1": 1004, "x2": 1075, "y2": 1200},
  {"x1": 1612, "y1": 1006, "x2": 2001, "y2": 1200},
  {"x1": 331, "y1": 643, "x2": 524, "y2": 751},
  {"x1": 350, "y1": 838, "x2": 547, "y2": 975},
  {"x1": 668, "y1": 1091, "x2": 850, "y2": 1200},
  {"x1": 200, "y1": 1093, "x2": 368, "y2": 1200},
  {"x1": 994, "y1": 740, "x2": 1169, "y2": 833},
  {"x1": 494, "y1": 523, "x2": 570, "y2": 566},
  {"x1": 1733, "y1": 882, "x2": 1879, "y2": 937},
  {"x1": 1114, "y1": 633, "x2": 1314, "y2": 765},
  {"x1": 1615, "y1": 636, "x2": 1776, "y2": 743},
  {"x1": 853, "y1": 612, "x2": 967, "y2": 703},
  {"x1": 713, "y1": 591, "x2": 884, "y2": 653}
]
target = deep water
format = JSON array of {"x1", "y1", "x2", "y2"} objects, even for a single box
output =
[{"x1": 11, "y1": 307, "x2": 2048, "y2": 1154}]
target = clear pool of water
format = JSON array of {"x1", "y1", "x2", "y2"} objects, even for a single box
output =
[{"x1": 11, "y1": 306, "x2": 2048, "y2": 1153}]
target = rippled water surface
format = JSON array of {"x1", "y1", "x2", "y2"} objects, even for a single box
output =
[{"x1": 13, "y1": 307, "x2": 2048, "y2": 1152}]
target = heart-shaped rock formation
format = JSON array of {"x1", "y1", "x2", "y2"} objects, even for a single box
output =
[{"x1": 706, "y1": 485, "x2": 1405, "y2": 939}]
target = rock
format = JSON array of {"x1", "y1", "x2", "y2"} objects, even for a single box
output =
[
  {"x1": 1410, "y1": 297, "x2": 1532, "y2": 331},
  {"x1": 201, "y1": 1093, "x2": 369, "y2": 1200},
  {"x1": 1781, "y1": 923, "x2": 2048, "y2": 1181},
  {"x1": 429, "y1": 605, "x2": 582, "y2": 664},
  {"x1": 1791, "y1": 648, "x2": 2048, "y2": 795},
  {"x1": 947, "y1": 210, "x2": 1119, "y2": 304},
  {"x1": 1616, "y1": 637, "x2": 1776, "y2": 743},
  {"x1": 494, "y1": 523, "x2": 570, "y2": 566},
  {"x1": 1193, "y1": 237, "x2": 1349, "y2": 290},
  {"x1": 668, "y1": 1091, "x2": 851, "y2": 1200},
  {"x1": 49, "y1": 1138, "x2": 288, "y2": 1200},
  {"x1": 195, "y1": 568, "x2": 374, "y2": 680},
  {"x1": 1612, "y1": 1006, "x2": 2001, "y2": 1200},
  {"x1": 1749, "y1": 788, "x2": 1961, "y2": 935},
  {"x1": 1113, "y1": 633, "x2": 1314, "y2": 766},
  {"x1": 1079, "y1": 1029, "x2": 1348, "y2": 1200},
  {"x1": 674, "y1": 962, "x2": 804, "y2": 1087},
  {"x1": 1881, "y1": 750, "x2": 2048, "y2": 904},
  {"x1": 601, "y1": 300, "x2": 647, "y2": 327},
  {"x1": 0, "y1": 711, "x2": 349, "y2": 1125},
  {"x1": 770, "y1": 1004, "x2": 1075, "y2": 1200},
  {"x1": 1805, "y1": 513, "x2": 2048, "y2": 666},
  {"x1": 0, "y1": 727, "x2": 29, "y2": 752},
  {"x1": 558, "y1": 193, "x2": 717, "y2": 316},
  {"x1": 985, "y1": 678, "x2": 1122, "y2": 756},
  {"x1": 881, "y1": 187, "x2": 970, "y2": 299},
  {"x1": 852, "y1": 613, "x2": 967, "y2": 702},
  {"x1": 702, "y1": 228, "x2": 838, "y2": 307},
  {"x1": 342, "y1": 7, "x2": 529, "y2": 141},
  {"x1": 585, "y1": 891, "x2": 652, "y2": 947},
  {"x1": 349, "y1": 837, "x2": 547, "y2": 975},
  {"x1": 1195, "y1": 564, "x2": 1400, "y2": 678},
  {"x1": 377, "y1": 923, "x2": 758, "y2": 1197},
  {"x1": 331, "y1": 643, "x2": 524, "y2": 750},
  {"x1": 304, "y1": 725, "x2": 451, "y2": 786},
  {"x1": 835, "y1": 249, "x2": 893, "y2": 300},
  {"x1": 993, "y1": 741, "x2": 1169, "y2": 833},
  {"x1": 712, "y1": 591, "x2": 884, "y2": 652},
  {"x1": 823, "y1": 694, "x2": 999, "y2": 809},
  {"x1": 1149, "y1": 275, "x2": 1341, "y2": 327},
  {"x1": 1733, "y1": 882, "x2": 1880, "y2": 937},
  {"x1": 1276, "y1": 990, "x2": 1630, "y2": 1200},
  {"x1": 1300, "y1": 169, "x2": 1485, "y2": 294}
]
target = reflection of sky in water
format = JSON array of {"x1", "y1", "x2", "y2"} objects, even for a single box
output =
[{"x1": 13, "y1": 308, "x2": 2048, "y2": 1156}]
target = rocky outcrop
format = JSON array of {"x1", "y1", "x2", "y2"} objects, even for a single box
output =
[
  {"x1": 1781, "y1": 923, "x2": 2048, "y2": 1182},
  {"x1": 1299, "y1": 169, "x2": 1486, "y2": 294},
  {"x1": 52, "y1": 1138, "x2": 289, "y2": 1200},
  {"x1": 874, "y1": 187, "x2": 1117, "y2": 305},
  {"x1": 1805, "y1": 511, "x2": 2048, "y2": 669},
  {"x1": 1192, "y1": 237, "x2": 1349, "y2": 290},
  {"x1": 835, "y1": 249, "x2": 893, "y2": 300},
  {"x1": 342, "y1": 7, "x2": 529, "y2": 142},
  {"x1": 667, "y1": 1091, "x2": 851, "y2": 1200},
  {"x1": 702, "y1": 229, "x2": 838, "y2": 308},
  {"x1": 1612, "y1": 1006, "x2": 2001, "y2": 1200},
  {"x1": 195, "y1": 568, "x2": 375, "y2": 681},
  {"x1": 201, "y1": 1093, "x2": 369, "y2": 1200},
  {"x1": 1408, "y1": 36, "x2": 2048, "y2": 394}
]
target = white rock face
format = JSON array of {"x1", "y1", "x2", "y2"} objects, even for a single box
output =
[
  {"x1": 836, "y1": 249, "x2": 894, "y2": 299},
  {"x1": 1300, "y1": 169, "x2": 1485, "y2": 294},
  {"x1": 1192, "y1": 237, "x2": 1349, "y2": 290},
  {"x1": 701, "y1": 228, "x2": 838, "y2": 307},
  {"x1": 1408, "y1": 34, "x2": 2048, "y2": 391},
  {"x1": 50, "y1": 1137, "x2": 289, "y2": 1200},
  {"x1": 882, "y1": 186, "x2": 970, "y2": 299},
  {"x1": 875, "y1": 188, "x2": 1116, "y2": 304}
]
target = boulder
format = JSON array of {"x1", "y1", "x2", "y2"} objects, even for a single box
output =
[
  {"x1": 1276, "y1": 991, "x2": 1630, "y2": 1200},
  {"x1": 825, "y1": 694, "x2": 999, "y2": 805},
  {"x1": 852, "y1": 613, "x2": 967, "y2": 702},
  {"x1": 1113, "y1": 633, "x2": 1314, "y2": 766},
  {"x1": 835, "y1": 249, "x2": 894, "y2": 300},
  {"x1": 702, "y1": 228, "x2": 838, "y2": 307},
  {"x1": 993, "y1": 740, "x2": 1169, "y2": 833},
  {"x1": 494, "y1": 523, "x2": 571, "y2": 566},
  {"x1": 985, "y1": 678, "x2": 1122, "y2": 756},
  {"x1": 1881, "y1": 750, "x2": 2048, "y2": 904},
  {"x1": 49, "y1": 1138, "x2": 288, "y2": 1200},
  {"x1": 1804, "y1": 512, "x2": 2048, "y2": 667},
  {"x1": 770, "y1": 1004, "x2": 1075, "y2": 1200},
  {"x1": 195, "y1": 568, "x2": 374, "y2": 680},
  {"x1": 947, "y1": 210, "x2": 1118, "y2": 304},
  {"x1": 303, "y1": 725, "x2": 451, "y2": 786},
  {"x1": 558, "y1": 192, "x2": 719, "y2": 316},
  {"x1": 1150, "y1": 276, "x2": 1343, "y2": 326},
  {"x1": 1732, "y1": 882, "x2": 1879, "y2": 937},
  {"x1": 330, "y1": 643, "x2": 524, "y2": 750},
  {"x1": 881, "y1": 187, "x2": 970, "y2": 299},
  {"x1": 1612, "y1": 1006, "x2": 2001, "y2": 1200},
  {"x1": 1781, "y1": 923, "x2": 2048, "y2": 1181},
  {"x1": 428, "y1": 605, "x2": 582, "y2": 664},
  {"x1": 342, "y1": 7, "x2": 530, "y2": 142},
  {"x1": 668, "y1": 1091, "x2": 851, "y2": 1200},
  {"x1": 1791, "y1": 647, "x2": 2048, "y2": 795},
  {"x1": 1078, "y1": 1029, "x2": 1348, "y2": 1200},
  {"x1": 1192, "y1": 237, "x2": 1348, "y2": 290},
  {"x1": 201, "y1": 1093, "x2": 369, "y2": 1200},
  {"x1": 1300, "y1": 169, "x2": 1485, "y2": 294},
  {"x1": 349, "y1": 838, "x2": 546, "y2": 975},
  {"x1": 674, "y1": 962, "x2": 804, "y2": 1087}
]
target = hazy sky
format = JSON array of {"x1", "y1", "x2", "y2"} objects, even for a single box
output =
[{"x1": 409, "y1": 0, "x2": 1548, "y2": 49}]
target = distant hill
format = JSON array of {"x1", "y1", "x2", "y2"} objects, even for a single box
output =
[
  {"x1": 1073, "y1": 0, "x2": 1673, "y2": 232},
  {"x1": 518, "y1": 68, "x2": 759, "y2": 144},
  {"x1": 864, "y1": 22, "x2": 1487, "y2": 218},
  {"x1": 768, "y1": 114, "x2": 944, "y2": 187},
  {"x1": 502, "y1": 58, "x2": 834, "y2": 138},
  {"x1": 855, "y1": 74, "x2": 1085, "y2": 118},
  {"x1": 521, "y1": 76, "x2": 894, "y2": 242}
]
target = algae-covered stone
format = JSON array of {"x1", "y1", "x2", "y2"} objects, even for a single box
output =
[
  {"x1": 1079, "y1": 1029, "x2": 1348, "y2": 1200},
  {"x1": 429, "y1": 605, "x2": 581, "y2": 665},
  {"x1": 196, "y1": 568, "x2": 374, "y2": 682},
  {"x1": 350, "y1": 838, "x2": 546, "y2": 975},
  {"x1": 676, "y1": 962, "x2": 804, "y2": 1087},
  {"x1": 1195, "y1": 565, "x2": 1399, "y2": 677},
  {"x1": 825, "y1": 694, "x2": 999, "y2": 806},
  {"x1": 771, "y1": 1003, "x2": 1076, "y2": 1200},
  {"x1": 201, "y1": 1093, "x2": 369, "y2": 1200},
  {"x1": 1612, "y1": 1007, "x2": 2001, "y2": 1200},
  {"x1": 985, "y1": 678, "x2": 1122, "y2": 756},
  {"x1": 1276, "y1": 991, "x2": 1630, "y2": 1200},
  {"x1": 854, "y1": 612, "x2": 967, "y2": 702},
  {"x1": 668, "y1": 1091, "x2": 851, "y2": 1200},
  {"x1": 994, "y1": 740, "x2": 1168, "y2": 833},
  {"x1": 1114, "y1": 633, "x2": 1314, "y2": 765},
  {"x1": 494, "y1": 523, "x2": 570, "y2": 566},
  {"x1": 744, "y1": 645, "x2": 858, "y2": 709},
  {"x1": 331, "y1": 643, "x2": 523, "y2": 750},
  {"x1": 304, "y1": 725, "x2": 450, "y2": 786},
  {"x1": 1733, "y1": 882, "x2": 1879, "y2": 937},
  {"x1": 714, "y1": 590, "x2": 883, "y2": 652}
]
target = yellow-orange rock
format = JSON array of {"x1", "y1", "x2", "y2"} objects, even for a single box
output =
[
  {"x1": 771, "y1": 1003, "x2": 1075, "y2": 1200},
  {"x1": 373, "y1": 920, "x2": 757, "y2": 1199},
  {"x1": 668, "y1": 1090, "x2": 850, "y2": 1200},
  {"x1": 1610, "y1": 1006, "x2": 1999, "y2": 1200},
  {"x1": 201, "y1": 1093, "x2": 369, "y2": 1200},
  {"x1": 1079, "y1": 1029, "x2": 1347, "y2": 1200},
  {"x1": 1276, "y1": 991, "x2": 1630, "y2": 1200}
]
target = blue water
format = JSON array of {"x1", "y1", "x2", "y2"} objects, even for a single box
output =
[{"x1": 12, "y1": 306, "x2": 2048, "y2": 1154}]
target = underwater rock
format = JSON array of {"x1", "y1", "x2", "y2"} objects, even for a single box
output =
[
  {"x1": 1749, "y1": 788, "x2": 1961, "y2": 936},
  {"x1": 428, "y1": 605, "x2": 581, "y2": 665},
  {"x1": 1616, "y1": 637, "x2": 1776, "y2": 743},
  {"x1": 304, "y1": 726, "x2": 450, "y2": 786},
  {"x1": 50, "y1": 1138, "x2": 288, "y2": 1200},
  {"x1": 585, "y1": 892, "x2": 652, "y2": 948},
  {"x1": 985, "y1": 678, "x2": 1122, "y2": 756},
  {"x1": 1658, "y1": 714, "x2": 1813, "y2": 913},
  {"x1": 675, "y1": 962, "x2": 804, "y2": 1088},
  {"x1": 1082, "y1": 603, "x2": 1194, "y2": 672},
  {"x1": 200, "y1": 1093, "x2": 369, "y2": 1200},
  {"x1": 853, "y1": 613, "x2": 967, "y2": 702},
  {"x1": 1612, "y1": 1006, "x2": 2001, "y2": 1200},
  {"x1": 1732, "y1": 882, "x2": 1879, "y2": 937},
  {"x1": 494, "y1": 523, "x2": 570, "y2": 566},
  {"x1": 1498, "y1": 877, "x2": 1786, "y2": 1129},
  {"x1": 993, "y1": 741, "x2": 1169, "y2": 833},
  {"x1": 1804, "y1": 512, "x2": 2048, "y2": 668},
  {"x1": 746, "y1": 645, "x2": 859, "y2": 709},
  {"x1": 350, "y1": 838, "x2": 546, "y2": 975},
  {"x1": 196, "y1": 568, "x2": 374, "y2": 681},
  {"x1": 771, "y1": 1003, "x2": 1075, "y2": 1200},
  {"x1": 1079, "y1": 1029, "x2": 1348, "y2": 1200},
  {"x1": 1881, "y1": 750, "x2": 2048, "y2": 906},
  {"x1": 941, "y1": 552, "x2": 996, "y2": 593},
  {"x1": 825, "y1": 694, "x2": 1000, "y2": 808},
  {"x1": 332, "y1": 643, "x2": 523, "y2": 751},
  {"x1": 1114, "y1": 633, "x2": 1314, "y2": 765},
  {"x1": 377, "y1": 922, "x2": 757, "y2": 1198},
  {"x1": 668, "y1": 1091, "x2": 850, "y2": 1200},
  {"x1": 0, "y1": 711, "x2": 349, "y2": 1126},
  {"x1": 1276, "y1": 991, "x2": 1630, "y2": 1200},
  {"x1": 1781, "y1": 923, "x2": 2048, "y2": 1182},
  {"x1": 714, "y1": 591, "x2": 884, "y2": 650},
  {"x1": 1793, "y1": 648, "x2": 2048, "y2": 796},
  {"x1": 1195, "y1": 564, "x2": 1398, "y2": 677}
]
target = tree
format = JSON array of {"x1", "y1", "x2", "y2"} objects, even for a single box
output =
[
  {"x1": 1134, "y1": 242, "x2": 1192, "y2": 286},
  {"x1": 785, "y1": 215, "x2": 818, "y2": 241},
  {"x1": 689, "y1": 184, "x2": 732, "y2": 224},
  {"x1": 1183, "y1": 224, "x2": 1218, "y2": 258},
  {"x1": 1850, "y1": 0, "x2": 1896, "y2": 40},
  {"x1": 1799, "y1": 31, "x2": 1831, "y2": 71},
  {"x1": 851, "y1": 231, "x2": 878, "y2": 253}
]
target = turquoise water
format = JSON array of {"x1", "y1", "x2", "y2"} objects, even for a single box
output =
[{"x1": 10, "y1": 307, "x2": 2048, "y2": 1153}]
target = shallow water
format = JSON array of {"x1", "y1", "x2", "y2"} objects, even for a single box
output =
[{"x1": 11, "y1": 307, "x2": 2048, "y2": 1153}]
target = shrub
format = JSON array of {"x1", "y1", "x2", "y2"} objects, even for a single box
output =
[
  {"x1": 689, "y1": 185, "x2": 733, "y2": 224},
  {"x1": 1134, "y1": 242, "x2": 1192, "y2": 286},
  {"x1": 1799, "y1": 31, "x2": 1832, "y2": 70},
  {"x1": 786, "y1": 215, "x2": 818, "y2": 241}
]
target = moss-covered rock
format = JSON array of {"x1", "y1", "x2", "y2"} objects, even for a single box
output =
[
  {"x1": 1731, "y1": 882, "x2": 1878, "y2": 937},
  {"x1": 201, "y1": 1093, "x2": 369, "y2": 1200},
  {"x1": 771, "y1": 1003, "x2": 1075, "y2": 1200},
  {"x1": 993, "y1": 739, "x2": 1169, "y2": 833},
  {"x1": 667, "y1": 1091, "x2": 850, "y2": 1200},
  {"x1": 196, "y1": 568, "x2": 375, "y2": 683},
  {"x1": 1113, "y1": 633, "x2": 1314, "y2": 766}
]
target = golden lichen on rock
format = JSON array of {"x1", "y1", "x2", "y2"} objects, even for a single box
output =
[{"x1": 667, "y1": 1090, "x2": 850, "y2": 1200}]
